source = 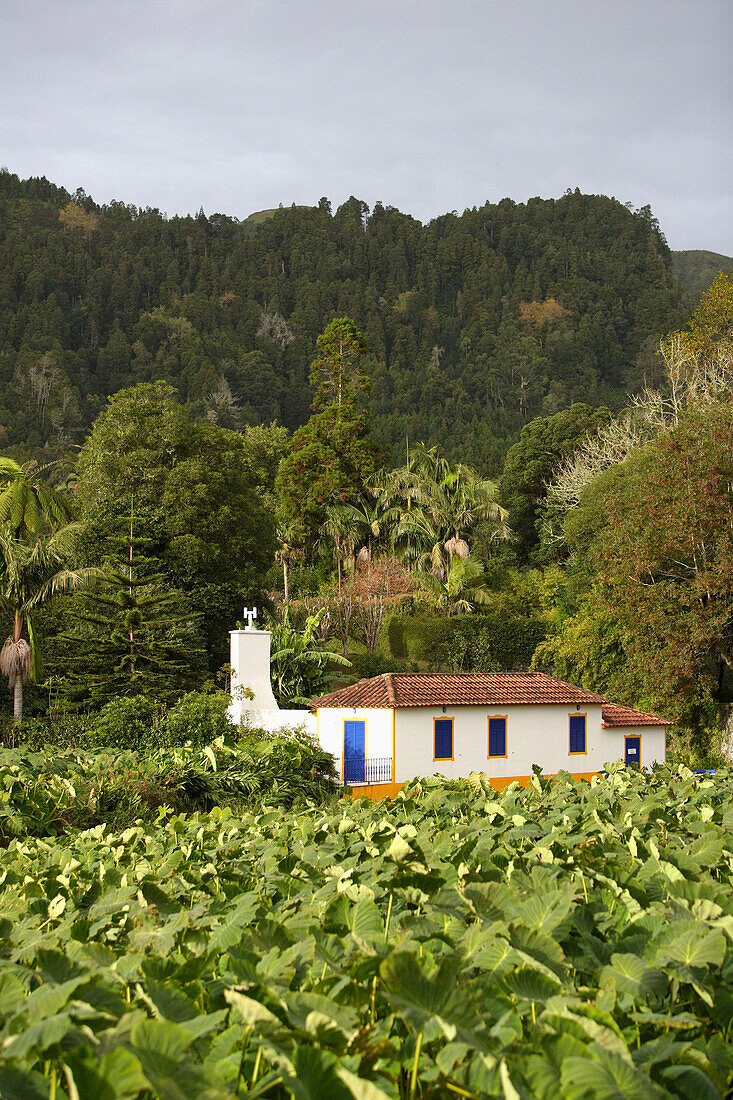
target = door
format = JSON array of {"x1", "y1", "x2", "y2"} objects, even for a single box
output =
[
  {"x1": 625, "y1": 736, "x2": 641, "y2": 768},
  {"x1": 344, "y1": 720, "x2": 366, "y2": 783}
]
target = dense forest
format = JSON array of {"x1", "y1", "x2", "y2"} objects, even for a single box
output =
[
  {"x1": 0, "y1": 168, "x2": 692, "y2": 471},
  {"x1": 1, "y1": 169, "x2": 732, "y2": 767}
]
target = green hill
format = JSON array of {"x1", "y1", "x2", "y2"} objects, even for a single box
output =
[
  {"x1": 0, "y1": 171, "x2": 688, "y2": 471},
  {"x1": 242, "y1": 205, "x2": 315, "y2": 236},
  {"x1": 672, "y1": 249, "x2": 733, "y2": 298}
]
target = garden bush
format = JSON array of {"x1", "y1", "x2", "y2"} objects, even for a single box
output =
[
  {"x1": 160, "y1": 690, "x2": 233, "y2": 746},
  {"x1": 91, "y1": 694, "x2": 158, "y2": 749}
]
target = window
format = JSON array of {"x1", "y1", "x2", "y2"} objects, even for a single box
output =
[
  {"x1": 488, "y1": 716, "x2": 507, "y2": 757},
  {"x1": 434, "y1": 717, "x2": 453, "y2": 760},
  {"x1": 569, "y1": 713, "x2": 587, "y2": 754}
]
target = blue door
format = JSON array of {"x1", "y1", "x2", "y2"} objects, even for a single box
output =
[
  {"x1": 344, "y1": 720, "x2": 366, "y2": 783},
  {"x1": 625, "y1": 736, "x2": 641, "y2": 768}
]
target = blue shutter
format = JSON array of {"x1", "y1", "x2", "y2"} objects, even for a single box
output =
[
  {"x1": 569, "y1": 714, "x2": 586, "y2": 753},
  {"x1": 434, "y1": 718, "x2": 453, "y2": 759},
  {"x1": 489, "y1": 717, "x2": 506, "y2": 757}
]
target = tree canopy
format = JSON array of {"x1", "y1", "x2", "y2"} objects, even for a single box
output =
[{"x1": 0, "y1": 171, "x2": 687, "y2": 472}]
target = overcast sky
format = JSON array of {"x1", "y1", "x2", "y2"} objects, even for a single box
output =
[{"x1": 2, "y1": 0, "x2": 731, "y2": 253}]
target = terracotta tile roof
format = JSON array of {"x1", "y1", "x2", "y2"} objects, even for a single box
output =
[
  {"x1": 311, "y1": 672, "x2": 606, "y2": 710},
  {"x1": 601, "y1": 702, "x2": 669, "y2": 727}
]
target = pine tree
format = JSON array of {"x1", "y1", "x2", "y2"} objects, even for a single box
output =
[{"x1": 57, "y1": 504, "x2": 206, "y2": 707}]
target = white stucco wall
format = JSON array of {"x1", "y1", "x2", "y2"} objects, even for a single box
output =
[
  {"x1": 315, "y1": 707, "x2": 393, "y2": 780},
  {"x1": 394, "y1": 704, "x2": 609, "y2": 782},
  {"x1": 605, "y1": 725, "x2": 666, "y2": 769},
  {"x1": 314, "y1": 704, "x2": 667, "y2": 784}
]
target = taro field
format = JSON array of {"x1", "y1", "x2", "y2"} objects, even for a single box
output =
[{"x1": 1, "y1": 761, "x2": 733, "y2": 1099}]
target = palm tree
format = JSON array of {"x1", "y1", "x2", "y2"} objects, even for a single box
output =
[
  {"x1": 418, "y1": 555, "x2": 493, "y2": 616},
  {"x1": 275, "y1": 522, "x2": 305, "y2": 603},
  {"x1": 320, "y1": 508, "x2": 359, "y2": 594},
  {"x1": 382, "y1": 443, "x2": 509, "y2": 580},
  {"x1": 331, "y1": 484, "x2": 389, "y2": 572},
  {"x1": 0, "y1": 523, "x2": 93, "y2": 721},
  {"x1": 0, "y1": 458, "x2": 72, "y2": 537}
]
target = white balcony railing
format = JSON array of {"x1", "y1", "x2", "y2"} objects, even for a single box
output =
[{"x1": 335, "y1": 757, "x2": 393, "y2": 785}]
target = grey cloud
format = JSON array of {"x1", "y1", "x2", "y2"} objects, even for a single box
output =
[{"x1": 0, "y1": 0, "x2": 730, "y2": 251}]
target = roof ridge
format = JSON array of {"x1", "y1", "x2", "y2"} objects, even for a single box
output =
[{"x1": 383, "y1": 673, "x2": 396, "y2": 707}]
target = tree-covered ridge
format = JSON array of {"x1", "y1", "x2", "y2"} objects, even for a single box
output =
[
  {"x1": 672, "y1": 250, "x2": 733, "y2": 299},
  {"x1": 0, "y1": 169, "x2": 687, "y2": 470}
]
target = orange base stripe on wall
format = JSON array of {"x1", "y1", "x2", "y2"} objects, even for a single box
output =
[{"x1": 346, "y1": 772, "x2": 601, "y2": 800}]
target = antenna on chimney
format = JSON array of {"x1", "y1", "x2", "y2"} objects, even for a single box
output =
[{"x1": 243, "y1": 606, "x2": 258, "y2": 630}]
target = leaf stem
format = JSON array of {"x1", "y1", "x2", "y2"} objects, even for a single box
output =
[{"x1": 409, "y1": 1031, "x2": 423, "y2": 1099}]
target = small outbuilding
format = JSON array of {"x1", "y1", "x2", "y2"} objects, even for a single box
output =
[{"x1": 311, "y1": 672, "x2": 668, "y2": 799}]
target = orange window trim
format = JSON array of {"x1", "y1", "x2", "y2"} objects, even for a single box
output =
[
  {"x1": 487, "y1": 714, "x2": 508, "y2": 758},
  {"x1": 433, "y1": 716, "x2": 454, "y2": 761},
  {"x1": 568, "y1": 712, "x2": 587, "y2": 755}
]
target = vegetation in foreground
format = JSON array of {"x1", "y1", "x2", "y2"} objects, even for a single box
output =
[{"x1": 0, "y1": 765, "x2": 732, "y2": 1098}]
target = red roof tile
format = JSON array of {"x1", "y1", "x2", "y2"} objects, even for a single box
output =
[
  {"x1": 311, "y1": 672, "x2": 606, "y2": 710},
  {"x1": 601, "y1": 702, "x2": 669, "y2": 727}
]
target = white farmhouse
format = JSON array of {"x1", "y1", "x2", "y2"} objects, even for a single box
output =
[{"x1": 311, "y1": 672, "x2": 668, "y2": 799}]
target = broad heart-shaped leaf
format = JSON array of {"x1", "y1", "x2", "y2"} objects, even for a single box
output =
[
  {"x1": 659, "y1": 1063, "x2": 724, "y2": 1100},
  {"x1": 128, "y1": 1017, "x2": 229, "y2": 1100},
  {"x1": 138, "y1": 976, "x2": 200, "y2": 1022},
  {"x1": 0, "y1": 972, "x2": 26, "y2": 1019},
  {"x1": 511, "y1": 886, "x2": 575, "y2": 934},
  {"x1": 2, "y1": 1011, "x2": 72, "y2": 1060},
  {"x1": 64, "y1": 1048, "x2": 148, "y2": 1100},
  {"x1": 0, "y1": 1068, "x2": 49, "y2": 1100},
  {"x1": 224, "y1": 989, "x2": 283, "y2": 1032},
  {"x1": 380, "y1": 952, "x2": 480, "y2": 1038},
  {"x1": 336, "y1": 1066, "x2": 394, "y2": 1100},
  {"x1": 560, "y1": 1050, "x2": 669, "y2": 1100},
  {"x1": 288, "y1": 1047, "x2": 353, "y2": 1100},
  {"x1": 503, "y1": 966, "x2": 562, "y2": 1002},
  {"x1": 350, "y1": 896, "x2": 384, "y2": 942},
  {"x1": 664, "y1": 927, "x2": 726, "y2": 970},
  {"x1": 599, "y1": 953, "x2": 656, "y2": 1000}
]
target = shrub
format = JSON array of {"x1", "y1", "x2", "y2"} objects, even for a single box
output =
[
  {"x1": 350, "y1": 651, "x2": 407, "y2": 679},
  {"x1": 91, "y1": 695, "x2": 158, "y2": 749},
  {"x1": 161, "y1": 691, "x2": 234, "y2": 746}
]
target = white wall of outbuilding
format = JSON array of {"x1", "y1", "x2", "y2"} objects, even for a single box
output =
[
  {"x1": 605, "y1": 724, "x2": 666, "y2": 770},
  {"x1": 315, "y1": 703, "x2": 667, "y2": 783}
]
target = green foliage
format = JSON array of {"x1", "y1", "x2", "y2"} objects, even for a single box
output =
[
  {"x1": 0, "y1": 522, "x2": 94, "y2": 720},
  {"x1": 0, "y1": 766, "x2": 732, "y2": 1096},
  {"x1": 72, "y1": 382, "x2": 274, "y2": 670},
  {"x1": 672, "y1": 250, "x2": 733, "y2": 299},
  {"x1": 500, "y1": 403, "x2": 612, "y2": 562},
  {"x1": 425, "y1": 611, "x2": 548, "y2": 672},
  {"x1": 267, "y1": 608, "x2": 352, "y2": 705},
  {"x1": 0, "y1": 458, "x2": 71, "y2": 538},
  {"x1": 0, "y1": 731, "x2": 338, "y2": 838},
  {"x1": 0, "y1": 171, "x2": 687, "y2": 472},
  {"x1": 277, "y1": 403, "x2": 380, "y2": 544},
  {"x1": 91, "y1": 694, "x2": 156, "y2": 749},
  {"x1": 56, "y1": 523, "x2": 206, "y2": 708},
  {"x1": 543, "y1": 403, "x2": 733, "y2": 739},
  {"x1": 161, "y1": 691, "x2": 233, "y2": 747},
  {"x1": 309, "y1": 316, "x2": 371, "y2": 412}
]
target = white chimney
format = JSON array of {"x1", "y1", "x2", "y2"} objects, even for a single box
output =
[
  {"x1": 227, "y1": 606, "x2": 318, "y2": 738},
  {"x1": 229, "y1": 608, "x2": 279, "y2": 724}
]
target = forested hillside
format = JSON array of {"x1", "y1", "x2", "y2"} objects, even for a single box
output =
[
  {"x1": 0, "y1": 169, "x2": 687, "y2": 471},
  {"x1": 672, "y1": 249, "x2": 733, "y2": 298}
]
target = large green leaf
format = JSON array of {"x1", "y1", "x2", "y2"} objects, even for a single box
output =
[{"x1": 560, "y1": 1050, "x2": 668, "y2": 1099}]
